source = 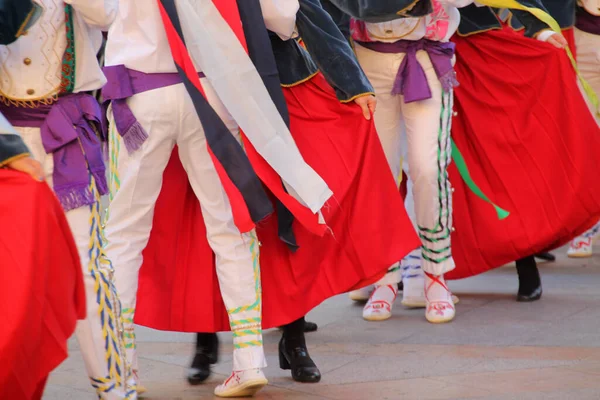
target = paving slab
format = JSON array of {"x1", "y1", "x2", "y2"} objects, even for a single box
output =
[{"x1": 44, "y1": 249, "x2": 600, "y2": 399}]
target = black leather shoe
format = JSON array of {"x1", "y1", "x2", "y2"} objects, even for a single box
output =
[
  {"x1": 303, "y1": 321, "x2": 318, "y2": 333},
  {"x1": 278, "y1": 320, "x2": 319, "y2": 333},
  {"x1": 516, "y1": 256, "x2": 543, "y2": 303},
  {"x1": 187, "y1": 333, "x2": 219, "y2": 385},
  {"x1": 279, "y1": 337, "x2": 321, "y2": 383},
  {"x1": 534, "y1": 252, "x2": 556, "y2": 262},
  {"x1": 517, "y1": 285, "x2": 543, "y2": 302}
]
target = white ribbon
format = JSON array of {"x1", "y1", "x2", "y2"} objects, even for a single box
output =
[{"x1": 175, "y1": 0, "x2": 332, "y2": 214}]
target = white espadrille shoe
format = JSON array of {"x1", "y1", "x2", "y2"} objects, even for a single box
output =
[
  {"x1": 214, "y1": 369, "x2": 268, "y2": 398},
  {"x1": 362, "y1": 284, "x2": 397, "y2": 321}
]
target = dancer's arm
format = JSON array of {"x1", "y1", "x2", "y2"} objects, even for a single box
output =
[
  {"x1": 66, "y1": 0, "x2": 118, "y2": 30},
  {"x1": 0, "y1": 129, "x2": 43, "y2": 181},
  {"x1": 508, "y1": 0, "x2": 566, "y2": 46},
  {"x1": 295, "y1": 0, "x2": 374, "y2": 102},
  {"x1": 260, "y1": 0, "x2": 300, "y2": 39},
  {"x1": 325, "y1": 0, "x2": 433, "y2": 22}
]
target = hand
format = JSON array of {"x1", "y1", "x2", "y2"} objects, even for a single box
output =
[
  {"x1": 547, "y1": 33, "x2": 568, "y2": 49},
  {"x1": 354, "y1": 95, "x2": 377, "y2": 120},
  {"x1": 7, "y1": 156, "x2": 44, "y2": 181}
]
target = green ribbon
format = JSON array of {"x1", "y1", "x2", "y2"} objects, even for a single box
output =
[
  {"x1": 451, "y1": 139, "x2": 510, "y2": 220},
  {"x1": 450, "y1": 0, "x2": 600, "y2": 220}
]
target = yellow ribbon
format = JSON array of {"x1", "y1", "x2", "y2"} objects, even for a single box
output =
[{"x1": 474, "y1": 0, "x2": 600, "y2": 117}]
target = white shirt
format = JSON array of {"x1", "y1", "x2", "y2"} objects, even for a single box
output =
[
  {"x1": 0, "y1": 0, "x2": 117, "y2": 102},
  {"x1": 364, "y1": 0, "x2": 474, "y2": 43},
  {"x1": 105, "y1": 0, "x2": 299, "y2": 74}
]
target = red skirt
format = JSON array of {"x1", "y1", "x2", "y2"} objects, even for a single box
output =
[
  {"x1": 134, "y1": 73, "x2": 420, "y2": 332},
  {"x1": 0, "y1": 171, "x2": 85, "y2": 399},
  {"x1": 447, "y1": 26, "x2": 600, "y2": 280}
]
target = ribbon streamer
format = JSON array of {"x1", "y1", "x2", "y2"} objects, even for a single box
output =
[{"x1": 451, "y1": 139, "x2": 510, "y2": 220}]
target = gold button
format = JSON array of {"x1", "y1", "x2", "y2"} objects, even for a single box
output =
[
  {"x1": 385, "y1": 29, "x2": 393, "y2": 34},
  {"x1": 23, "y1": 58, "x2": 31, "y2": 66},
  {"x1": 26, "y1": 89, "x2": 35, "y2": 95}
]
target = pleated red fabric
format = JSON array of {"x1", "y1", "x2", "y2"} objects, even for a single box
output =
[
  {"x1": 0, "y1": 170, "x2": 85, "y2": 399},
  {"x1": 447, "y1": 26, "x2": 600, "y2": 279},
  {"x1": 135, "y1": 73, "x2": 420, "y2": 332}
]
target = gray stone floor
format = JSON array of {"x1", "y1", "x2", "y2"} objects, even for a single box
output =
[{"x1": 45, "y1": 247, "x2": 600, "y2": 399}]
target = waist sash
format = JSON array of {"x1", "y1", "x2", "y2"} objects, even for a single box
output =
[
  {"x1": 1, "y1": 93, "x2": 108, "y2": 211},
  {"x1": 356, "y1": 38, "x2": 457, "y2": 103}
]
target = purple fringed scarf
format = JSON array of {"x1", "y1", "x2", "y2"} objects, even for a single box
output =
[
  {"x1": 1, "y1": 93, "x2": 108, "y2": 211},
  {"x1": 356, "y1": 38, "x2": 458, "y2": 103},
  {"x1": 101, "y1": 65, "x2": 204, "y2": 154}
]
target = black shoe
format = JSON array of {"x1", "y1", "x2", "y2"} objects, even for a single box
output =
[
  {"x1": 304, "y1": 321, "x2": 318, "y2": 333},
  {"x1": 187, "y1": 333, "x2": 219, "y2": 385},
  {"x1": 517, "y1": 285, "x2": 543, "y2": 302},
  {"x1": 279, "y1": 337, "x2": 321, "y2": 383},
  {"x1": 278, "y1": 320, "x2": 318, "y2": 333},
  {"x1": 534, "y1": 252, "x2": 556, "y2": 263},
  {"x1": 516, "y1": 256, "x2": 543, "y2": 303}
]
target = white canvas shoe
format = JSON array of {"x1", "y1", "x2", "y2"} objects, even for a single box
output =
[
  {"x1": 362, "y1": 284, "x2": 397, "y2": 321},
  {"x1": 567, "y1": 236, "x2": 593, "y2": 258},
  {"x1": 402, "y1": 258, "x2": 459, "y2": 308},
  {"x1": 349, "y1": 285, "x2": 374, "y2": 302},
  {"x1": 424, "y1": 272, "x2": 455, "y2": 324},
  {"x1": 214, "y1": 369, "x2": 268, "y2": 398}
]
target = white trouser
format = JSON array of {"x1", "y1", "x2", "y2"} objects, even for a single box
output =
[
  {"x1": 574, "y1": 28, "x2": 600, "y2": 240},
  {"x1": 575, "y1": 27, "x2": 600, "y2": 124},
  {"x1": 17, "y1": 127, "x2": 134, "y2": 399},
  {"x1": 356, "y1": 44, "x2": 455, "y2": 278},
  {"x1": 104, "y1": 79, "x2": 265, "y2": 373}
]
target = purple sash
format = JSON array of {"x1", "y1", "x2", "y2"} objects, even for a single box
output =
[
  {"x1": 101, "y1": 65, "x2": 205, "y2": 153},
  {"x1": 356, "y1": 38, "x2": 458, "y2": 103},
  {"x1": 1, "y1": 93, "x2": 108, "y2": 211}
]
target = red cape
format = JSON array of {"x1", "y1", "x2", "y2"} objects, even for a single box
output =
[
  {"x1": 135, "y1": 73, "x2": 420, "y2": 332},
  {"x1": 447, "y1": 26, "x2": 600, "y2": 279},
  {"x1": 0, "y1": 171, "x2": 85, "y2": 399}
]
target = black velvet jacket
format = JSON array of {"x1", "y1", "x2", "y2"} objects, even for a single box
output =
[
  {"x1": 325, "y1": 0, "x2": 433, "y2": 22},
  {"x1": 0, "y1": 0, "x2": 39, "y2": 45},
  {"x1": 507, "y1": 0, "x2": 576, "y2": 30},
  {"x1": 457, "y1": 0, "x2": 552, "y2": 38},
  {"x1": 269, "y1": 0, "x2": 374, "y2": 102}
]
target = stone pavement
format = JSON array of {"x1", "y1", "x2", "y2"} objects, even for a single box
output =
[{"x1": 45, "y1": 248, "x2": 600, "y2": 400}]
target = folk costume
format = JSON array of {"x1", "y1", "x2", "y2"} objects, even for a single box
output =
[
  {"x1": 103, "y1": 0, "x2": 419, "y2": 396},
  {"x1": 444, "y1": 2, "x2": 600, "y2": 294},
  {"x1": 0, "y1": 111, "x2": 86, "y2": 400},
  {"x1": 185, "y1": 0, "x2": 400, "y2": 386},
  {"x1": 104, "y1": 0, "x2": 420, "y2": 395},
  {"x1": 566, "y1": 0, "x2": 600, "y2": 258},
  {"x1": 329, "y1": 0, "x2": 479, "y2": 324},
  {"x1": 0, "y1": 1, "x2": 136, "y2": 399}
]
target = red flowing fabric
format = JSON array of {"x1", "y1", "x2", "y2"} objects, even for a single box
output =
[
  {"x1": 0, "y1": 171, "x2": 85, "y2": 399},
  {"x1": 447, "y1": 26, "x2": 600, "y2": 280},
  {"x1": 158, "y1": 0, "x2": 327, "y2": 236},
  {"x1": 135, "y1": 73, "x2": 420, "y2": 332}
]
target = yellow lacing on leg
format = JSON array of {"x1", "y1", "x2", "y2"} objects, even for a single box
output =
[
  {"x1": 228, "y1": 232, "x2": 263, "y2": 349},
  {"x1": 102, "y1": 122, "x2": 121, "y2": 240},
  {"x1": 87, "y1": 174, "x2": 136, "y2": 399},
  {"x1": 227, "y1": 232, "x2": 262, "y2": 315},
  {"x1": 122, "y1": 308, "x2": 136, "y2": 350}
]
